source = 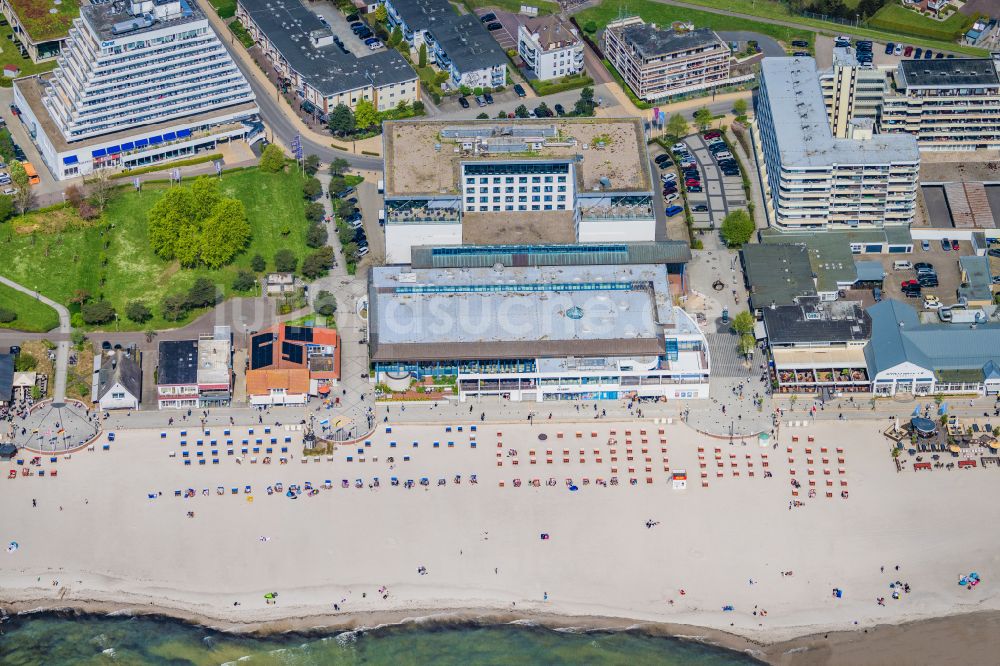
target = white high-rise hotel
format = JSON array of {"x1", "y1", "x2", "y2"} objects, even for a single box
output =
[{"x1": 13, "y1": 0, "x2": 258, "y2": 179}]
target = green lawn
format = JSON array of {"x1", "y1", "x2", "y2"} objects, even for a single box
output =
[
  {"x1": 868, "y1": 3, "x2": 975, "y2": 42},
  {"x1": 464, "y1": 0, "x2": 558, "y2": 16},
  {"x1": 0, "y1": 284, "x2": 59, "y2": 332},
  {"x1": 0, "y1": 23, "x2": 56, "y2": 87},
  {"x1": 578, "y1": 0, "x2": 986, "y2": 57},
  {"x1": 0, "y1": 168, "x2": 313, "y2": 331},
  {"x1": 576, "y1": 0, "x2": 814, "y2": 49},
  {"x1": 207, "y1": 0, "x2": 237, "y2": 18}
]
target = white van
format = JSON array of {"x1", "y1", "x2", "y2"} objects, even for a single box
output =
[{"x1": 893, "y1": 260, "x2": 913, "y2": 271}]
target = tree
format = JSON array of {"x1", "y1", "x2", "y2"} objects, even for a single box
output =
[
  {"x1": 81, "y1": 300, "x2": 116, "y2": 325},
  {"x1": 174, "y1": 224, "x2": 203, "y2": 267},
  {"x1": 232, "y1": 269, "x2": 256, "y2": 292},
  {"x1": 200, "y1": 199, "x2": 251, "y2": 268},
  {"x1": 720, "y1": 209, "x2": 755, "y2": 247},
  {"x1": 161, "y1": 293, "x2": 189, "y2": 321},
  {"x1": 89, "y1": 167, "x2": 117, "y2": 213},
  {"x1": 535, "y1": 102, "x2": 551, "y2": 117},
  {"x1": 301, "y1": 246, "x2": 334, "y2": 279},
  {"x1": 418, "y1": 42, "x2": 427, "y2": 68},
  {"x1": 315, "y1": 290, "x2": 337, "y2": 317},
  {"x1": 14, "y1": 352, "x2": 37, "y2": 371},
  {"x1": 125, "y1": 300, "x2": 152, "y2": 323},
  {"x1": 303, "y1": 154, "x2": 321, "y2": 176},
  {"x1": 666, "y1": 113, "x2": 688, "y2": 140},
  {"x1": 0, "y1": 129, "x2": 15, "y2": 164},
  {"x1": 0, "y1": 194, "x2": 15, "y2": 223},
  {"x1": 71, "y1": 330, "x2": 87, "y2": 348},
  {"x1": 336, "y1": 199, "x2": 356, "y2": 219},
  {"x1": 329, "y1": 175, "x2": 347, "y2": 194},
  {"x1": 731, "y1": 310, "x2": 755, "y2": 337},
  {"x1": 0, "y1": 308, "x2": 15, "y2": 323},
  {"x1": 190, "y1": 176, "x2": 222, "y2": 213},
  {"x1": 274, "y1": 248, "x2": 297, "y2": 272},
  {"x1": 573, "y1": 87, "x2": 596, "y2": 117},
  {"x1": 343, "y1": 241, "x2": 358, "y2": 260},
  {"x1": 306, "y1": 223, "x2": 328, "y2": 248},
  {"x1": 302, "y1": 177, "x2": 322, "y2": 199},
  {"x1": 354, "y1": 99, "x2": 379, "y2": 130},
  {"x1": 186, "y1": 277, "x2": 217, "y2": 308},
  {"x1": 147, "y1": 187, "x2": 196, "y2": 260},
  {"x1": 329, "y1": 157, "x2": 350, "y2": 176},
  {"x1": 259, "y1": 144, "x2": 286, "y2": 172},
  {"x1": 476, "y1": 112, "x2": 489, "y2": 119},
  {"x1": 9, "y1": 162, "x2": 31, "y2": 214},
  {"x1": 70, "y1": 289, "x2": 92, "y2": 307},
  {"x1": 738, "y1": 333, "x2": 756, "y2": 357},
  {"x1": 412, "y1": 100, "x2": 424, "y2": 115},
  {"x1": 251, "y1": 253, "x2": 266, "y2": 272},
  {"x1": 733, "y1": 98, "x2": 748, "y2": 118},
  {"x1": 373, "y1": 4, "x2": 387, "y2": 22},
  {"x1": 514, "y1": 104, "x2": 529, "y2": 118},
  {"x1": 693, "y1": 106, "x2": 713, "y2": 131},
  {"x1": 389, "y1": 26, "x2": 403, "y2": 47},
  {"x1": 305, "y1": 201, "x2": 326, "y2": 223},
  {"x1": 328, "y1": 104, "x2": 355, "y2": 135}
]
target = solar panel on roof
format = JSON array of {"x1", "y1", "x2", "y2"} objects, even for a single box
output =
[
  {"x1": 250, "y1": 333, "x2": 274, "y2": 370},
  {"x1": 284, "y1": 326, "x2": 313, "y2": 342},
  {"x1": 281, "y1": 341, "x2": 304, "y2": 365}
]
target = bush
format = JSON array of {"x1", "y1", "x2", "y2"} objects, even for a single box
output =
[
  {"x1": 302, "y1": 246, "x2": 335, "y2": 279},
  {"x1": 0, "y1": 308, "x2": 15, "y2": 323},
  {"x1": 125, "y1": 300, "x2": 152, "y2": 323},
  {"x1": 251, "y1": 253, "x2": 266, "y2": 272},
  {"x1": 232, "y1": 270, "x2": 257, "y2": 292},
  {"x1": 315, "y1": 290, "x2": 337, "y2": 317},
  {"x1": 259, "y1": 144, "x2": 286, "y2": 173},
  {"x1": 81, "y1": 300, "x2": 116, "y2": 325},
  {"x1": 274, "y1": 248, "x2": 297, "y2": 272},
  {"x1": 720, "y1": 209, "x2": 755, "y2": 247},
  {"x1": 305, "y1": 201, "x2": 326, "y2": 223},
  {"x1": 186, "y1": 277, "x2": 218, "y2": 308},
  {"x1": 302, "y1": 177, "x2": 322, "y2": 199},
  {"x1": 306, "y1": 223, "x2": 328, "y2": 248},
  {"x1": 14, "y1": 352, "x2": 37, "y2": 371}
]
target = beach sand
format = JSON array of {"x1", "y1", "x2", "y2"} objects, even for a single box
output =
[{"x1": 2, "y1": 419, "x2": 1000, "y2": 663}]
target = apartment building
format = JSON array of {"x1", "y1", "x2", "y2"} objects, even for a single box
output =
[
  {"x1": 237, "y1": 0, "x2": 418, "y2": 114},
  {"x1": 12, "y1": 0, "x2": 259, "y2": 180},
  {"x1": 384, "y1": 0, "x2": 506, "y2": 89},
  {"x1": 0, "y1": 0, "x2": 76, "y2": 62},
  {"x1": 382, "y1": 118, "x2": 657, "y2": 263},
  {"x1": 603, "y1": 17, "x2": 731, "y2": 101},
  {"x1": 755, "y1": 57, "x2": 919, "y2": 232},
  {"x1": 881, "y1": 57, "x2": 1000, "y2": 151},
  {"x1": 156, "y1": 328, "x2": 233, "y2": 410},
  {"x1": 516, "y1": 16, "x2": 584, "y2": 81},
  {"x1": 820, "y1": 47, "x2": 889, "y2": 139}
]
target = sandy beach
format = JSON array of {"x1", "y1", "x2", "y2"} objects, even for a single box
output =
[{"x1": 3, "y1": 418, "x2": 1000, "y2": 663}]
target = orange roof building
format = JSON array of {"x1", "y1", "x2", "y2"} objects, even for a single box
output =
[
  {"x1": 246, "y1": 368, "x2": 311, "y2": 406},
  {"x1": 248, "y1": 323, "x2": 341, "y2": 384}
]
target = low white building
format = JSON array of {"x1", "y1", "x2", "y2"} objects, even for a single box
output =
[
  {"x1": 517, "y1": 17, "x2": 585, "y2": 81},
  {"x1": 93, "y1": 350, "x2": 142, "y2": 411}
]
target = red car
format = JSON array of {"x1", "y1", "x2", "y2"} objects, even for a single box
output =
[
  {"x1": 904, "y1": 46, "x2": 913, "y2": 57},
  {"x1": 901, "y1": 279, "x2": 919, "y2": 289},
  {"x1": 951, "y1": 239, "x2": 960, "y2": 251},
  {"x1": 685, "y1": 179, "x2": 700, "y2": 186},
  {"x1": 704, "y1": 131, "x2": 721, "y2": 140}
]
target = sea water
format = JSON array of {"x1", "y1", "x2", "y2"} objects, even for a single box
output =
[{"x1": 0, "y1": 612, "x2": 763, "y2": 665}]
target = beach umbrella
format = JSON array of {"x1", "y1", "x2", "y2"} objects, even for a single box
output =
[
  {"x1": 939, "y1": 402, "x2": 948, "y2": 415},
  {"x1": 6, "y1": 541, "x2": 17, "y2": 553},
  {"x1": 949, "y1": 444, "x2": 961, "y2": 454}
]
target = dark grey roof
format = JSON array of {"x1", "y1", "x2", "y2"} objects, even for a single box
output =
[
  {"x1": 864, "y1": 299, "x2": 1000, "y2": 376},
  {"x1": 619, "y1": 25, "x2": 721, "y2": 60},
  {"x1": 83, "y1": 0, "x2": 202, "y2": 42},
  {"x1": 97, "y1": 350, "x2": 142, "y2": 402},
  {"x1": 410, "y1": 242, "x2": 691, "y2": 269},
  {"x1": 238, "y1": 0, "x2": 416, "y2": 95},
  {"x1": 762, "y1": 301, "x2": 871, "y2": 346},
  {"x1": 370, "y1": 337, "x2": 666, "y2": 362},
  {"x1": 432, "y1": 13, "x2": 506, "y2": 73},
  {"x1": 741, "y1": 244, "x2": 817, "y2": 310},
  {"x1": 899, "y1": 58, "x2": 1000, "y2": 89},
  {"x1": 0, "y1": 353, "x2": 12, "y2": 402},
  {"x1": 158, "y1": 340, "x2": 198, "y2": 386},
  {"x1": 389, "y1": 0, "x2": 454, "y2": 33}
]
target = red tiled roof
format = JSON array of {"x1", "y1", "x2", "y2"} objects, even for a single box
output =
[{"x1": 246, "y1": 369, "x2": 310, "y2": 396}]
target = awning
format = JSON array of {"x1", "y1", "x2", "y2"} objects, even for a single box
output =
[
  {"x1": 62, "y1": 155, "x2": 78, "y2": 165},
  {"x1": 120, "y1": 141, "x2": 135, "y2": 151},
  {"x1": 148, "y1": 135, "x2": 163, "y2": 145},
  {"x1": 91, "y1": 148, "x2": 106, "y2": 158},
  {"x1": 318, "y1": 386, "x2": 330, "y2": 394},
  {"x1": 177, "y1": 128, "x2": 192, "y2": 138},
  {"x1": 163, "y1": 131, "x2": 177, "y2": 141},
  {"x1": 135, "y1": 138, "x2": 149, "y2": 148},
  {"x1": 106, "y1": 145, "x2": 121, "y2": 155}
]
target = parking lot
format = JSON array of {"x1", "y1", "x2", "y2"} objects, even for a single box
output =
[
  {"x1": 873, "y1": 241, "x2": 969, "y2": 306},
  {"x1": 474, "y1": 8, "x2": 519, "y2": 51},
  {"x1": 312, "y1": 3, "x2": 381, "y2": 58},
  {"x1": 682, "y1": 134, "x2": 746, "y2": 230}
]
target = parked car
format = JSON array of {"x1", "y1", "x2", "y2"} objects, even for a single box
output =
[
  {"x1": 704, "y1": 130, "x2": 721, "y2": 140},
  {"x1": 941, "y1": 237, "x2": 950, "y2": 250},
  {"x1": 885, "y1": 42, "x2": 895, "y2": 55},
  {"x1": 654, "y1": 154, "x2": 671, "y2": 165},
  {"x1": 688, "y1": 185, "x2": 703, "y2": 193},
  {"x1": 951, "y1": 239, "x2": 960, "y2": 251},
  {"x1": 921, "y1": 239, "x2": 930, "y2": 251},
  {"x1": 554, "y1": 103, "x2": 565, "y2": 116},
  {"x1": 914, "y1": 262, "x2": 933, "y2": 271},
  {"x1": 914, "y1": 48, "x2": 923, "y2": 58},
  {"x1": 894, "y1": 44, "x2": 903, "y2": 55},
  {"x1": 484, "y1": 92, "x2": 494, "y2": 104},
  {"x1": 904, "y1": 46, "x2": 913, "y2": 56},
  {"x1": 693, "y1": 204, "x2": 709, "y2": 212},
  {"x1": 924, "y1": 49, "x2": 933, "y2": 59},
  {"x1": 475, "y1": 95, "x2": 487, "y2": 107},
  {"x1": 665, "y1": 205, "x2": 684, "y2": 217},
  {"x1": 662, "y1": 187, "x2": 677, "y2": 196},
  {"x1": 664, "y1": 192, "x2": 679, "y2": 203},
  {"x1": 792, "y1": 40, "x2": 809, "y2": 48},
  {"x1": 658, "y1": 161, "x2": 672, "y2": 170},
  {"x1": 672, "y1": 143, "x2": 686, "y2": 151},
  {"x1": 356, "y1": 245, "x2": 370, "y2": 258},
  {"x1": 513, "y1": 83, "x2": 526, "y2": 97},
  {"x1": 350, "y1": 21, "x2": 364, "y2": 29},
  {"x1": 480, "y1": 12, "x2": 497, "y2": 22},
  {"x1": 458, "y1": 96, "x2": 470, "y2": 108},
  {"x1": 346, "y1": 13, "x2": 359, "y2": 22},
  {"x1": 661, "y1": 173, "x2": 676, "y2": 183},
  {"x1": 487, "y1": 22, "x2": 502, "y2": 30}
]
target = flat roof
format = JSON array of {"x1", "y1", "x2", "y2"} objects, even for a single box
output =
[
  {"x1": 761, "y1": 58, "x2": 919, "y2": 168},
  {"x1": 158, "y1": 340, "x2": 198, "y2": 385},
  {"x1": 762, "y1": 301, "x2": 871, "y2": 346},
  {"x1": 461, "y1": 210, "x2": 576, "y2": 245},
  {"x1": 959, "y1": 255, "x2": 994, "y2": 302},
  {"x1": 197, "y1": 337, "x2": 231, "y2": 386},
  {"x1": 238, "y1": 0, "x2": 416, "y2": 94},
  {"x1": 741, "y1": 244, "x2": 817, "y2": 309},
  {"x1": 369, "y1": 264, "x2": 679, "y2": 361},
  {"x1": 898, "y1": 58, "x2": 1000, "y2": 88},
  {"x1": 82, "y1": 0, "x2": 201, "y2": 42},
  {"x1": 383, "y1": 118, "x2": 650, "y2": 197},
  {"x1": 14, "y1": 75, "x2": 258, "y2": 151},
  {"x1": 617, "y1": 24, "x2": 721, "y2": 60},
  {"x1": 10, "y1": 0, "x2": 80, "y2": 42},
  {"x1": 410, "y1": 241, "x2": 691, "y2": 269}
]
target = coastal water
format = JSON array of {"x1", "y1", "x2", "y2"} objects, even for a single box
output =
[{"x1": 0, "y1": 613, "x2": 763, "y2": 665}]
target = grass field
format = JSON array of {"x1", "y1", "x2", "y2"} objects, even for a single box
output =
[
  {"x1": 576, "y1": 0, "x2": 814, "y2": 48},
  {"x1": 0, "y1": 24, "x2": 56, "y2": 87},
  {"x1": 579, "y1": 0, "x2": 987, "y2": 57},
  {"x1": 207, "y1": 0, "x2": 237, "y2": 18},
  {"x1": 0, "y1": 284, "x2": 59, "y2": 332},
  {"x1": 464, "y1": 0, "x2": 558, "y2": 16},
  {"x1": 868, "y1": 3, "x2": 975, "y2": 42},
  {"x1": 0, "y1": 168, "x2": 312, "y2": 331}
]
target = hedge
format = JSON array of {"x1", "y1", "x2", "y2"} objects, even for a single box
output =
[
  {"x1": 111, "y1": 153, "x2": 223, "y2": 179},
  {"x1": 867, "y1": 4, "x2": 974, "y2": 42},
  {"x1": 528, "y1": 74, "x2": 594, "y2": 96}
]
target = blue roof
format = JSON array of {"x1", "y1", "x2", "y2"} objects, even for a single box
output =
[
  {"x1": 62, "y1": 155, "x2": 78, "y2": 165},
  {"x1": 177, "y1": 128, "x2": 192, "y2": 138},
  {"x1": 865, "y1": 299, "x2": 1000, "y2": 376},
  {"x1": 92, "y1": 148, "x2": 106, "y2": 158},
  {"x1": 106, "y1": 145, "x2": 121, "y2": 154},
  {"x1": 135, "y1": 138, "x2": 149, "y2": 147},
  {"x1": 163, "y1": 131, "x2": 177, "y2": 141},
  {"x1": 148, "y1": 135, "x2": 163, "y2": 144},
  {"x1": 121, "y1": 141, "x2": 135, "y2": 151}
]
